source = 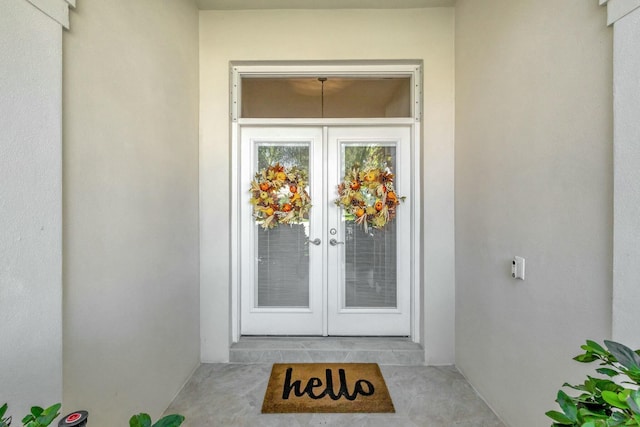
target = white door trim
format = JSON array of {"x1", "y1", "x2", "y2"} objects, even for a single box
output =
[{"x1": 230, "y1": 61, "x2": 423, "y2": 343}]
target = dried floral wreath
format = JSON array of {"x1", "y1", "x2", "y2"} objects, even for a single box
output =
[
  {"x1": 250, "y1": 163, "x2": 311, "y2": 229},
  {"x1": 335, "y1": 166, "x2": 405, "y2": 231}
]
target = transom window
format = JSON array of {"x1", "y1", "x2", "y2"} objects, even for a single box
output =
[{"x1": 240, "y1": 76, "x2": 412, "y2": 118}]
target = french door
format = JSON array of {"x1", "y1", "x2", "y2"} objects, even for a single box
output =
[{"x1": 240, "y1": 126, "x2": 412, "y2": 336}]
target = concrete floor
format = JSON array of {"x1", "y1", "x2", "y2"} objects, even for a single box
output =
[{"x1": 165, "y1": 363, "x2": 505, "y2": 426}]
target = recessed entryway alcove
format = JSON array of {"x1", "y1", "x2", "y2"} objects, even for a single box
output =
[{"x1": 198, "y1": 7, "x2": 456, "y2": 368}]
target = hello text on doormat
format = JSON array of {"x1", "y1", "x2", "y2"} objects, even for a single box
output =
[{"x1": 261, "y1": 363, "x2": 395, "y2": 413}]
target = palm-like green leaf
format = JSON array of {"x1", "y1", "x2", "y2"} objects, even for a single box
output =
[
  {"x1": 0, "y1": 403, "x2": 10, "y2": 427},
  {"x1": 602, "y1": 390, "x2": 629, "y2": 410},
  {"x1": 36, "y1": 403, "x2": 60, "y2": 426},
  {"x1": 130, "y1": 413, "x2": 184, "y2": 427},
  {"x1": 129, "y1": 413, "x2": 152, "y2": 427},
  {"x1": 556, "y1": 391, "x2": 578, "y2": 422},
  {"x1": 21, "y1": 406, "x2": 42, "y2": 424},
  {"x1": 627, "y1": 390, "x2": 640, "y2": 415},
  {"x1": 151, "y1": 414, "x2": 185, "y2": 427},
  {"x1": 545, "y1": 410, "x2": 575, "y2": 425},
  {"x1": 606, "y1": 341, "x2": 640, "y2": 371},
  {"x1": 607, "y1": 411, "x2": 631, "y2": 426}
]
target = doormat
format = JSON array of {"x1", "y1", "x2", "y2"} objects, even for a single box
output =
[{"x1": 261, "y1": 363, "x2": 395, "y2": 413}]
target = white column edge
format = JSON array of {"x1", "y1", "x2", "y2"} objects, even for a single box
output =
[
  {"x1": 608, "y1": 0, "x2": 640, "y2": 349},
  {"x1": 25, "y1": 0, "x2": 75, "y2": 29},
  {"x1": 601, "y1": 0, "x2": 640, "y2": 25}
]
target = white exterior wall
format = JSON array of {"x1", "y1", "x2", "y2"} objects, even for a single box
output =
[
  {"x1": 199, "y1": 8, "x2": 456, "y2": 363},
  {"x1": 0, "y1": 0, "x2": 64, "y2": 417},
  {"x1": 455, "y1": 1, "x2": 613, "y2": 425},
  {"x1": 63, "y1": 1, "x2": 201, "y2": 424},
  {"x1": 612, "y1": 6, "x2": 640, "y2": 349}
]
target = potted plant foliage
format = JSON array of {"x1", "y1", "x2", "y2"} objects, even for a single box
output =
[
  {"x1": 128, "y1": 413, "x2": 184, "y2": 427},
  {"x1": 547, "y1": 340, "x2": 640, "y2": 426},
  {"x1": 0, "y1": 404, "x2": 184, "y2": 427},
  {"x1": 0, "y1": 403, "x2": 61, "y2": 427},
  {"x1": 0, "y1": 403, "x2": 10, "y2": 427}
]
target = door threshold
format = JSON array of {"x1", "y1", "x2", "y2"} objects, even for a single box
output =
[{"x1": 229, "y1": 336, "x2": 424, "y2": 366}]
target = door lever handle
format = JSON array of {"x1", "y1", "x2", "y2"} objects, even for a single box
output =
[
  {"x1": 307, "y1": 238, "x2": 321, "y2": 246},
  {"x1": 329, "y1": 238, "x2": 344, "y2": 246}
]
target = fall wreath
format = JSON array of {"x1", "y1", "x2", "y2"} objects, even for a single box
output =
[
  {"x1": 250, "y1": 163, "x2": 312, "y2": 229},
  {"x1": 335, "y1": 166, "x2": 405, "y2": 231}
]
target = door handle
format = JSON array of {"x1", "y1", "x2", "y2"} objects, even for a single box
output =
[
  {"x1": 329, "y1": 238, "x2": 344, "y2": 246},
  {"x1": 307, "y1": 238, "x2": 321, "y2": 246}
]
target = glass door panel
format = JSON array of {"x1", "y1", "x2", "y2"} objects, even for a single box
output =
[
  {"x1": 343, "y1": 145, "x2": 398, "y2": 309},
  {"x1": 256, "y1": 226, "x2": 309, "y2": 307},
  {"x1": 255, "y1": 144, "x2": 310, "y2": 308}
]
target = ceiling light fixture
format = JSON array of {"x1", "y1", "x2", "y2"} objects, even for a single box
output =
[{"x1": 318, "y1": 77, "x2": 327, "y2": 118}]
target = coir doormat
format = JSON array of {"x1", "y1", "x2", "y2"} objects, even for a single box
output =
[{"x1": 261, "y1": 363, "x2": 395, "y2": 413}]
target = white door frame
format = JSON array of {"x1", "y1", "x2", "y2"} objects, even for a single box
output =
[{"x1": 229, "y1": 61, "x2": 423, "y2": 343}]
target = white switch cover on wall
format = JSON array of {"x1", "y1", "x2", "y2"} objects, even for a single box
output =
[{"x1": 512, "y1": 256, "x2": 525, "y2": 280}]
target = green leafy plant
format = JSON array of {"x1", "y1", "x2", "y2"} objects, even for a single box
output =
[
  {"x1": 547, "y1": 340, "x2": 640, "y2": 426},
  {"x1": 1, "y1": 403, "x2": 11, "y2": 427},
  {"x1": 1, "y1": 403, "x2": 184, "y2": 426},
  {"x1": 129, "y1": 413, "x2": 185, "y2": 427},
  {"x1": 0, "y1": 403, "x2": 60, "y2": 427},
  {"x1": 21, "y1": 404, "x2": 61, "y2": 427}
]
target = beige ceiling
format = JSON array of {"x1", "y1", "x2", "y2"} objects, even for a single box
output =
[{"x1": 196, "y1": 0, "x2": 455, "y2": 10}]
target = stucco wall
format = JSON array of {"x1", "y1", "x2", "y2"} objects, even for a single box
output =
[
  {"x1": 612, "y1": 6, "x2": 640, "y2": 349},
  {"x1": 62, "y1": 1, "x2": 200, "y2": 424},
  {"x1": 0, "y1": 0, "x2": 63, "y2": 417},
  {"x1": 199, "y1": 8, "x2": 455, "y2": 363},
  {"x1": 455, "y1": 1, "x2": 613, "y2": 425}
]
